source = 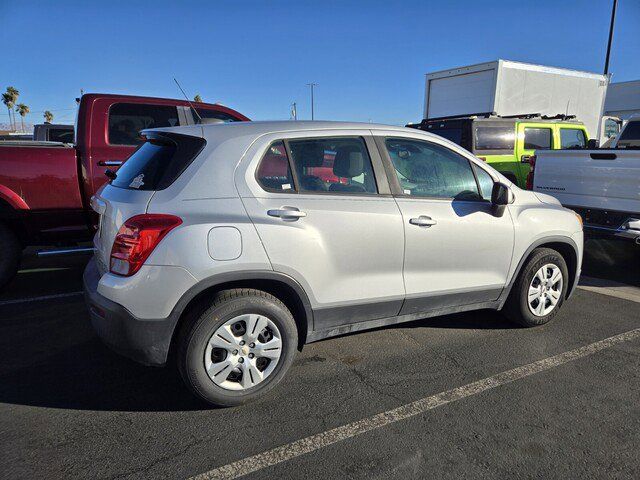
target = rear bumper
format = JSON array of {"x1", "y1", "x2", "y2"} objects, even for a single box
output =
[{"x1": 83, "y1": 258, "x2": 177, "y2": 366}]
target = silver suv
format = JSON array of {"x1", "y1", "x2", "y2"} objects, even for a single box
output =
[{"x1": 84, "y1": 121, "x2": 583, "y2": 407}]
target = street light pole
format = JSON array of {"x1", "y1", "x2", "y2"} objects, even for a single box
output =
[
  {"x1": 306, "y1": 83, "x2": 318, "y2": 120},
  {"x1": 604, "y1": 0, "x2": 618, "y2": 75}
]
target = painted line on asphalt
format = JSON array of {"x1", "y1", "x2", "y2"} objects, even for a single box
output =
[
  {"x1": 190, "y1": 328, "x2": 640, "y2": 480},
  {"x1": 0, "y1": 291, "x2": 83, "y2": 306}
]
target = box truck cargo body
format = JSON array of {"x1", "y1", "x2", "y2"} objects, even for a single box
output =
[{"x1": 423, "y1": 60, "x2": 608, "y2": 138}]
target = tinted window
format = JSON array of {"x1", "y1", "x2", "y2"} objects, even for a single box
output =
[
  {"x1": 431, "y1": 128, "x2": 462, "y2": 145},
  {"x1": 473, "y1": 164, "x2": 494, "y2": 201},
  {"x1": 524, "y1": 128, "x2": 552, "y2": 150},
  {"x1": 110, "y1": 133, "x2": 205, "y2": 190},
  {"x1": 619, "y1": 121, "x2": 640, "y2": 140},
  {"x1": 109, "y1": 103, "x2": 179, "y2": 146},
  {"x1": 385, "y1": 138, "x2": 480, "y2": 200},
  {"x1": 475, "y1": 126, "x2": 515, "y2": 151},
  {"x1": 560, "y1": 129, "x2": 586, "y2": 149},
  {"x1": 288, "y1": 137, "x2": 377, "y2": 194},
  {"x1": 256, "y1": 141, "x2": 294, "y2": 192},
  {"x1": 48, "y1": 128, "x2": 74, "y2": 143},
  {"x1": 194, "y1": 108, "x2": 242, "y2": 123}
]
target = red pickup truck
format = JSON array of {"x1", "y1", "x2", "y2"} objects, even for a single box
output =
[{"x1": 0, "y1": 93, "x2": 249, "y2": 289}]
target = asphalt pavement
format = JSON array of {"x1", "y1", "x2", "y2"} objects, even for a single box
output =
[{"x1": 0, "y1": 240, "x2": 638, "y2": 479}]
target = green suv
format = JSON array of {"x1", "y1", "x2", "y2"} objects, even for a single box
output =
[{"x1": 408, "y1": 115, "x2": 590, "y2": 188}]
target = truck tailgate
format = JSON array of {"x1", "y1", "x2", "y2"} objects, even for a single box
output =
[
  {"x1": 533, "y1": 150, "x2": 640, "y2": 214},
  {"x1": 0, "y1": 143, "x2": 82, "y2": 209}
]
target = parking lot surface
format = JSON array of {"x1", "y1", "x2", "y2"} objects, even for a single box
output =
[{"x1": 0, "y1": 241, "x2": 639, "y2": 479}]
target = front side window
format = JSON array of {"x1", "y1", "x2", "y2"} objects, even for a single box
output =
[
  {"x1": 560, "y1": 129, "x2": 587, "y2": 149},
  {"x1": 475, "y1": 126, "x2": 515, "y2": 151},
  {"x1": 256, "y1": 141, "x2": 294, "y2": 192},
  {"x1": 287, "y1": 137, "x2": 377, "y2": 194},
  {"x1": 473, "y1": 164, "x2": 494, "y2": 201},
  {"x1": 523, "y1": 127, "x2": 552, "y2": 150},
  {"x1": 619, "y1": 120, "x2": 640, "y2": 141},
  {"x1": 108, "y1": 103, "x2": 179, "y2": 146},
  {"x1": 385, "y1": 138, "x2": 480, "y2": 200}
]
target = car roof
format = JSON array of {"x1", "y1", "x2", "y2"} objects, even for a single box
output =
[{"x1": 146, "y1": 120, "x2": 425, "y2": 142}]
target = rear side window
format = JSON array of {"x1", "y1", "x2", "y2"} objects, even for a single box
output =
[
  {"x1": 256, "y1": 141, "x2": 294, "y2": 192},
  {"x1": 560, "y1": 129, "x2": 587, "y2": 149},
  {"x1": 619, "y1": 121, "x2": 640, "y2": 140},
  {"x1": 288, "y1": 137, "x2": 377, "y2": 194},
  {"x1": 524, "y1": 128, "x2": 552, "y2": 150},
  {"x1": 475, "y1": 126, "x2": 515, "y2": 151},
  {"x1": 109, "y1": 103, "x2": 179, "y2": 146},
  {"x1": 432, "y1": 128, "x2": 462, "y2": 145},
  {"x1": 194, "y1": 108, "x2": 242, "y2": 123},
  {"x1": 49, "y1": 128, "x2": 74, "y2": 143},
  {"x1": 110, "y1": 133, "x2": 205, "y2": 190}
]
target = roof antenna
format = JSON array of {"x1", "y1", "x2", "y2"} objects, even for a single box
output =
[{"x1": 174, "y1": 77, "x2": 203, "y2": 123}]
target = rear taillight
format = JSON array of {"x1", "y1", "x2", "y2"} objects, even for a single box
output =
[
  {"x1": 110, "y1": 214, "x2": 182, "y2": 277},
  {"x1": 525, "y1": 155, "x2": 537, "y2": 190}
]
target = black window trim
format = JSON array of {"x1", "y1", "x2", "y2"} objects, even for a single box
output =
[
  {"x1": 107, "y1": 102, "x2": 180, "y2": 147},
  {"x1": 255, "y1": 135, "x2": 389, "y2": 197},
  {"x1": 374, "y1": 135, "x2": 489, "y2": 202}
]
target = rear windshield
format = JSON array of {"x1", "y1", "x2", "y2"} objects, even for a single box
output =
[{"x1": 110, "y1": 133, "x2": 206, "y2": 191}]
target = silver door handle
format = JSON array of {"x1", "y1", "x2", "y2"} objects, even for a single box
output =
[
  {"x1": 267, "y1": 207, "x2": 307, "y2": 221},
  {"x1": 409, "y1": 216, "x2": 437, "y2": 227},
  {"x1": 98, "y1": 160, "x2": 123, "y2": 167}
]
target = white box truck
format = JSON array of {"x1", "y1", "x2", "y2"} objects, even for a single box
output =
[{"x1": 422, "y1": 59, "x2": 609, "y2": 139}]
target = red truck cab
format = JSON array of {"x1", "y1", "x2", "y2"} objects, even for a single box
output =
[{"x1": 0, "y1": 93, "x2": 248, "y2": 289}]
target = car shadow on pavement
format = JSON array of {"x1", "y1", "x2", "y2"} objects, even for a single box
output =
[{"x1": 0, "y1": 313, "x2": 210, "y2": 412}]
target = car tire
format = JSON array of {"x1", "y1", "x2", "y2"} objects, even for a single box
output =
[
  {"x1": 177, "y1": 288, "x2": 298, "y2": 407},
  {"x1": 0, "y1": 222, "x2": 21, "y2": 291},
  {"x1": 504, "y1": 247, "x2": 569, "y2": 327}
]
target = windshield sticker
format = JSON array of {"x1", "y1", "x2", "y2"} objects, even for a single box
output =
[{"x1": 129, "y1": 174, "x2": 145, "y2": 189}]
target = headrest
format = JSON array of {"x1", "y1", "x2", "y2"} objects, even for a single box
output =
[
  {"x1": 291, "y1": 142, "x2": 324, "y2": 167},
  {"x1": 333, "y1": 146, "x2": 364, "y2": 178}
]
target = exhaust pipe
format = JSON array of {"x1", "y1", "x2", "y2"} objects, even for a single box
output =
[{"x1": 37, "y1": 247, "x2": 96, "y2": 258}]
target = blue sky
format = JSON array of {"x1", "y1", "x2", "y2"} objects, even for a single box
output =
[{"x1": 1, "y1": 0, "x2": 639, "y2": 126}]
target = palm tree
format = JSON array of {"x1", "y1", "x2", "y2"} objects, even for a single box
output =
[
  {"x1": 193, "y1": 94, "x2": 203, "y2": 103},
  {"x1": 15, "y1": 103, "x2": 30, "y2": 132},
  {"x1": 2, "y1": 93, "x2": 14, "y2": 130},
  {"x1": 6, "y1": 87, "x2": 19, "y2": 131},
  {"x1": 43, "y1": 110, "x2": 54, "y2": 123}
]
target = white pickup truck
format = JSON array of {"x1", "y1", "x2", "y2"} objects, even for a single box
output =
[{"x1": 529, "y1": 116, "x2": 640, "y2": 243}]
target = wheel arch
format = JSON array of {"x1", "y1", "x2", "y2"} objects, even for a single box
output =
[
  {"x1": 500, "y1": 236, "x2": 580, "y2": 307},
  {"x1": 167, "y1": 271, "x2": 314, "y2": 359}
]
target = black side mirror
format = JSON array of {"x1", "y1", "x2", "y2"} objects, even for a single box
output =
[
  {"x1": 104, "y1": 169, "x2": 117, "y2": 181},
  {"x1": 587, "y1": 139, "x2": 599, "y2": 149},
  {"x1": 491, "y1": 182, "x2": 510, "y2": 216}
]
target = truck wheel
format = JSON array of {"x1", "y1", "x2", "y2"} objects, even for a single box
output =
[
  {"x1": 0, "y1": 222, "x2": 21, "y2": 291},
  {"x1": 503, "y1": 248, "x2": 569, "y2": 327},
  {"x1": 178, "y1": 288, "x2": 298, "y2": 407}
]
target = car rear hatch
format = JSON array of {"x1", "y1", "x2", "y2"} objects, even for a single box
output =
[{"x1": 91, "y1": 130, "x2": 206, "y2": 275}]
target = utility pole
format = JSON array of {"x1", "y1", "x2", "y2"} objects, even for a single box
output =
[
  {"x1": 290, "y1": 102, "x2": 297, "y2": 120},
  {"x1": 604, "y1": 0, "x2": 618, "y2": 75},
  {"x1": 306, "y1": 83, "x2": 318, "y2": 120}
]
